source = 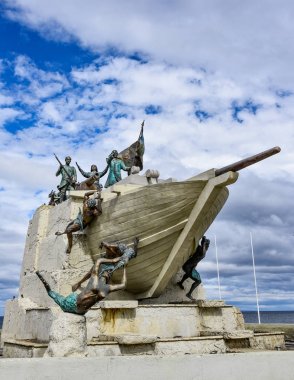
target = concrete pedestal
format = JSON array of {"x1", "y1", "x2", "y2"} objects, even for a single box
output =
[{"x1": 44, "y1": 312, "x2": 87, "y2": 357}]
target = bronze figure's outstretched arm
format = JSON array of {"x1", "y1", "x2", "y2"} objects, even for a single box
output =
[
  {"x1": 109, "y1": 266, "x2": 127, "y2": 292},
  {"x1": 72, "y1": 269, "x2": 92, "y2": 292},
  {"x1": 99, "y1": 165, "x2": 109, "y2": 178},
  {"x1": 72, "y1": 257, "x2": 121, "y2": 291},
  {"x1": 76, "y1": 162, "x2": 89, "y2": 178}
]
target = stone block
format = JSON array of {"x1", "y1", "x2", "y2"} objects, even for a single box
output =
[
  {"x1": 86, "y1": 305, "x2": 202, "y2": 341},
  {"x1": 37, "y1": 235, "x2": 69, "y2": 272},
  {"x1": 224, "y1": 330, "x2": 254, "y2": 339},
  {"x1": 99, "y1": 301, "x2": 138, "y2": 309},
  {"x1": 155, "y1": 337, "x2": 226, "y2": 356},
  {"x1": 197, "y1": 300, "x2": 225, "y2": 308},
  {"x1": 249, "y1": 333, "x2": 286, "y2": 350},
  {"x1": 44, "y1": 312, "x2": 87, "y2": 357},
  {"x1": 87, "y1": 342, "x2": 121, "y2": 357},
  {"x1": 222, "y1": 306, "x2": 245, "y2": 331},
  {"x1": 114, "y1": 334, "x2": 157, "y2": 345},
  {"x1": 21, "y1": 206, "x2": 50, "y2": 274},
  {"x1": 1, "y1": 299, "x2": 53, "y2": 344}
]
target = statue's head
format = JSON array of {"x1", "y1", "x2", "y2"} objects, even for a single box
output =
[
  {"x1": 91, "y1": 164, "x2": 98, "y2": 172},
  {"x1": 65, "y1": 156, "x2": 71, "y2": 164},
  {"x1": 87, "y1": 198, "x2": 96, "y2": 209},
  {"x1": 112, "y1": 150, "x2": 118, "y2": 158}
]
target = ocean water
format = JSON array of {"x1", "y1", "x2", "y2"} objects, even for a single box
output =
[
  {"x1": 0, "y1": 312, "x2": 293, "y2": 329},
  {"x1": 242, "y1": 311, "x2": 294, "y2": 324}
]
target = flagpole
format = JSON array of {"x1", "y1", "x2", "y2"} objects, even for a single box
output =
[
  {"x1": 214, "y1": 234, "x2": 222, "y2": 300},
  {"x1": 250, "y1": 232, "x2": 261, "y2": 324}
]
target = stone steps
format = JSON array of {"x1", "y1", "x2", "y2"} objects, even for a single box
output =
[
  {"x1": 2, "y1": 331, "x2": 285, "y2": 358},
  {"x1": 88, "y1": 335, "x2": 226, "y2": 356},
  {"x1": 3, "y1": 339, "x2": 47, "y2": 358},
  {"x1": 1, "y1": 301, "x2": 286, "y2": 358}
]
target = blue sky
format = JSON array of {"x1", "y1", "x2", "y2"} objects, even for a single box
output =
[{"x1": 0, "y1": 0, "x2": 294, "y2": 315}]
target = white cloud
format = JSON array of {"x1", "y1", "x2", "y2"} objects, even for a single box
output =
[
  {"x1": 0, "y1": 107, "x2": 23, "y2": 125},
  {"x1": 5, "y1": 0, "x2": 294, "y2": 87}
]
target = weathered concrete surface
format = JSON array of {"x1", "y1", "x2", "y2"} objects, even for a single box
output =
[
  {"x1": 44, "y1": 312, "x2": 87, "y2": 357},
  {"x1": 2, "y1": 331, "x2": 286, "y2": 358},
  {"x1": 1, "y1": 299, "x2": 53, "y2": 343},
  {"x1": 3, "y1": 340, "x2": 47, "y2": 358},
  {"x1": 246, "y1": 323, "x2": 294, "y2": 339},
  {"x1": 99, "y1": 301, "x2": 138, "y2": 309},
  {"x1": 0, "y1": 352, "x2": 293, "y2": 380},
  {"x1": 85, "y1": 304, "x2": 244, "y2": 341},
  {"x1": 3, "y1": 301, "x2": 285, "y2": 358},
  {"x1": 113, "y1": 334, "x2": 157, "y2": 345},
  {"x1": 1, "y1": 301, "x2": 248, "y2": 355},
  {"x1": 250, "y1": 332, "x2": 286, "y2": 350},
  {"x1": 224, "y1": 330, "x2": 254, "y2": 339},
  {"x1": 246, "y1": 323, "x2": 294, "y2": 350}
]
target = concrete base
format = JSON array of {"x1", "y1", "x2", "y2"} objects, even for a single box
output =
[
  {"x1": 2, "y1": 301, "x2": 285, "y2": 358},
  {"x1": 44, "y1": 312, "x2": 87, "y2": 357},
  {"x1": 0, "y1": 352, "x2": 293, "y2": 380},
  {"x1": 1, "y1": 300, "x2": 244, "y2": 344}
]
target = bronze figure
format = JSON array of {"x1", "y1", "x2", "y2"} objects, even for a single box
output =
[
  {"x1": 75, "y1": 163, "x2": 108, "y2": 191},
  {"x1": 55, "y1": 191, "x2": 102, "y2": 254},
  {"x1": 55, "y1": 154, "x2": 77, "y2": 202},
  {"x1": 48, "y1": 190, "x2": 60, "y2": 206},
  {"x1": 72, "y1": 237, "x2": 140, "y2": 290},
  {"x1": 104, "y1": 150, "x2": 131, "y2": 188},
  {"x1": 177, "y1": 236, "x2": 210, "y2": 301},
  {"x1": 35, "y1": 238, "x2": 139, "y2": 314}
]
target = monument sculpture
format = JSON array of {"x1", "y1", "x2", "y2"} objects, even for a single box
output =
[
  {"x1": 35, "y1": 237, "x2": 139, "y2": 315},
  {"x1": 76, "y1": 162, "x2": 109, "y2": 191},
  {"x1": 55, "y1": 155, "x2": 77, "y2": 202},
  {"x1": 104, "y1": 150, "x2": 131, "y2": 188},
  {"x1": 48, "y1": 190, "x2": 60, "y2": 206},
  {"x1": 177, "y1": 236, "x2": 210, "y2": 300},
  {"x1": 71, "y1": 238, "x2": 139, "y2": 291},
  {"x1": 119, "y1": 120, "x2": 145, "y2": 172},
  {"x1": 55, "y1": 190, "x2": 102, "y2": 254},
  {"x1": 1, "y1": 134, "x2": 284, "y2": 359},
  {"x1": 104, "y1": 121, "x2": 145, "y2": 187}
]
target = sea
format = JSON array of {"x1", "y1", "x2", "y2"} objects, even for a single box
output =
[
  {"x1": 242, "y1": 311, "x2": 294, "y2": 324},
  {"x1": 0, "y1": 311, "x2": 294, "y2": 328}
]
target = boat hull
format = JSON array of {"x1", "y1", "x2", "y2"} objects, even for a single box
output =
[{"x1": 87, "y1": 173, "x2": 237, "y2": 297}]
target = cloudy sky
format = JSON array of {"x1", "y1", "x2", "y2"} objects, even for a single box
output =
[{"x1": 0, "y1": 0, "x2": 293, "y2": 317}]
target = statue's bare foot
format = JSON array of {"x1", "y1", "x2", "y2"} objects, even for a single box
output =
[
  {"x1": 186, "y1": 294, "x2": 196, "y2": 301},
  {"x1": 177, "y1": 282, "x2": 184, "y2": 290},
  {"x1": 36, "y1": 271, "x2": 51, "y2": 292},
  {"x1": 72, "y1": 283, "x2": 79, "y2": 292}
]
